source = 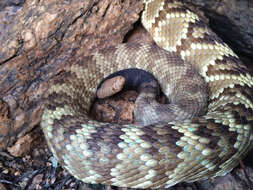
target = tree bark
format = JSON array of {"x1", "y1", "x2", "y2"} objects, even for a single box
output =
[
  {"x1": 0, "y1": 0, "x2": 253, "y2": 189},
  {"x1": 183, "y1": 0, "x2": 253, "y2": 59},
  {"x1": 0, "y1": 0, "x2": 142, "y2": 149}
]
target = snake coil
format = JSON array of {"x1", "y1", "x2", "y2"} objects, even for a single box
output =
[{"x1": 41, "y1": 0, "x2": 253, "y2": 189}]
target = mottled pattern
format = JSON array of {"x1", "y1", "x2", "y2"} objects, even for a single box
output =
[
  {"x1": 41, "y1": 0, "x2": 253, "y2": 189},
  {"x1": 134, "y1": 78, "x2": 207, "y2": 126}
]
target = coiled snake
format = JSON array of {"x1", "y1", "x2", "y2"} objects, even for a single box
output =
[{"x1": 41, "y1": 0, "x2": 253, "y2": 189}]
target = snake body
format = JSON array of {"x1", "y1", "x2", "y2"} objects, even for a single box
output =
[{"x1": 41, "y1": 0, "x2": 253, "y2": 189}]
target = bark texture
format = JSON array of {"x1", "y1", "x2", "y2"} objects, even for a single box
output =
[
  {"x1": 0, "y1": 0, "x2": 253, "y2": 190},
  {"x1": 183, "y1": 0, "x2": 253, "y2": 58},
  {"x1": 0, "y1": 0, "x2": 142, "y2": 150}
]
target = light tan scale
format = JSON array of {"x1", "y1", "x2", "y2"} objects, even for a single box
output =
[{"x1": 41, "y1": 0, "x2": 253, "y2": 189}]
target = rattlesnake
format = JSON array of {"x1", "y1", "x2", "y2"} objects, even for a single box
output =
[{"x1": 41, "y1": 0, "x2": 253, "y2": 189}]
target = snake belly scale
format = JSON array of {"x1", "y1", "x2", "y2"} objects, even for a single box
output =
[{"x1": 41, "y1": 0, "x2": 253, "y2": 189}]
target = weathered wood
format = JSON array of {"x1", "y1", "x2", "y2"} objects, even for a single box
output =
[
  {"x1": 183, "y1": 0, "x2": 253, "y2": 59},
  {"x1": 0, "y1": 0, "x2": 253, "y2": 189},
  {"x1": 0, "y1": 0, "x2": 142, "y2": 150}
]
